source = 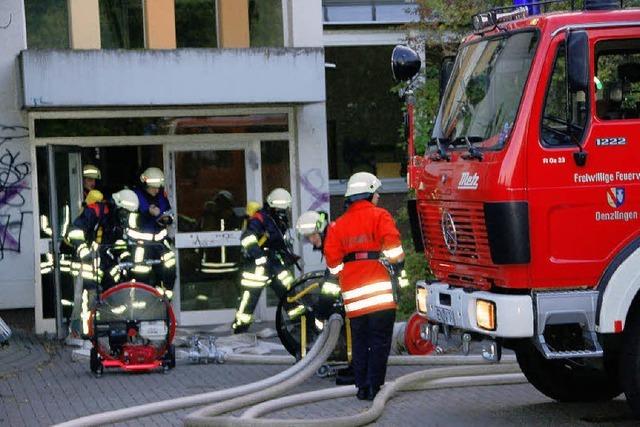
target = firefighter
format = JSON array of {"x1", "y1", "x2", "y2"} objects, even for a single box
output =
[
  {"x1": 295, "y1": 210, "x2": 342, "y2": 319},
  {"x1": 296, "y1": 210, "x2": 357, "y2": 385},
  {"x1": 66, "y1": 189, "x2": 138, "y2": 336},
  {"x1": 232, "y1": 188, "x2": 297, "y2": 334},
  {"x1": 295, "y1": 210, "x2": 329, "y2": 251},
  {"x1": 323, "y1": 172, "x2": 409, "y2": 401},
  {"x1": 82, "y1": 164, "x2": 101, "y2": 200},
  {"x1": 131, "y1": 167, "x2": 176, "y2": 297}
]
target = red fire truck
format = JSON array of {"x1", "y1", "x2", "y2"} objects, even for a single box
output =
[{"x1": 392, "y1": 0, "x2": 640, "y2": 416}]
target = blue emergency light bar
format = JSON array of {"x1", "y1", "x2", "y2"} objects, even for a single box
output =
[{"x1": 514, "y1": 0, "x2": 541, "y2": 14}]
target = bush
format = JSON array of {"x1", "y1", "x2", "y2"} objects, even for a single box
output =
[{"x1": 395, "y1": 204, "x2": 433, "y2": 321}]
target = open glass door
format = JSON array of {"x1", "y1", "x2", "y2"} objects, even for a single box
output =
[
  {"x1": 36, "y1": 145, "x2": 83, "y2": 338},
  {"x1": 167, "y1": 141, "x2": 262, "y2": 326}
]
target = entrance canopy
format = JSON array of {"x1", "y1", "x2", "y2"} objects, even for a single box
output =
[{"x1": 20, "y1": 48, "x2": 325, "y2": 108}]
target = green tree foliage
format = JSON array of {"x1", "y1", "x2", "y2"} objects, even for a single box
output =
[
  {"x1": 175, "y1": 0, "x2": 217, "y2": 48},
  {"x1": 25, "y1": 0, "x2": 69, "y2": 49},
  {"x1": 249, "y1": 0, "x2": 284, "y2": 47},
  {"x1": 394, "y1": 204, "x2": 433, "y2": 321}
]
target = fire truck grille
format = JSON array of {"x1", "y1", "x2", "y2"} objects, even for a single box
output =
[{"x1": 418, "y1": 201, "x2": 492, "y2": 266}]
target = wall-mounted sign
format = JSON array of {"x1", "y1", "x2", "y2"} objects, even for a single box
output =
[{"x1": 175, "y1": 231, "x2": 242, "y2": 249}]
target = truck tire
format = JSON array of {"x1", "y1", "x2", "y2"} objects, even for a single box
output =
[
  {"x1": 515, "y1": 340, "x2": 620, "y2": 402},
  {"x1": 621, "y1": 307, "x2": 640, "y2": 417}
]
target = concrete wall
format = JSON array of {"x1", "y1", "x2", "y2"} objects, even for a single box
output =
[
  {"x1": 0, "y1": 0, "x2": 34, "y2": 309},
  {"x1": 287, "y1": 0, "x2": 329, "y2": 273},
  {"x1": 21, "y1": 48, "x2": 325, "y2": 108}
]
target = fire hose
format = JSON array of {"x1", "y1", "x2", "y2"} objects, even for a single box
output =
[
  {"x1": 55, "y1": 313, "x2": 524, "y2": 427},
  {"x1": 54, "y1": 314, "x2": 344, "y2": 427}
]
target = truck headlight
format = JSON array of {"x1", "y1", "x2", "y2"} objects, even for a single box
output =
[
  {"x1": 476, "y1": 299, "x2": 496, "y2": 331},
  {"x1": 416, "y1": 287, "x2": 428, "y2": 314}
]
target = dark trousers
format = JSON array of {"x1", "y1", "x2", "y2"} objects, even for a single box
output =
[
  {"x1": 233, "y1": 260, "x2": 292, "y2": 332},
  {"x1": 349, "y1": 309, "x2": 396, "y2": 390}
]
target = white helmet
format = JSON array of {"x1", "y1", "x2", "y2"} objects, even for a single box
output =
[
  {"x1": 112, "y1": 189, "x2": 139, "y2": 212},
  {"x1": 266, "y1": 188, "x2": 292, "y2": 210},
  {"x1": 345, "y1": 172, "x2": 381, "y2": 197},
  {"x1": 296, "y1": 211, "x2": 328, "y2": 236},
  {"x1": 140, "y1": 167, "x2": 165, "y2": 188},
  {"x1": 83, "y1": 164, "x2": 101, "y2": 179}
]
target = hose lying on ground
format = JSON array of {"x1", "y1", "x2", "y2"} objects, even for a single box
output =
[
  {"x1": 53, "y1": 314, "x2": 344, "y2": 427},
  {"x1": 241, "y1": 372, "x2": 525, "y2": 420},
  {"x1": 219, "y1": 353, "x2": 517, "y2": 366},
  {"x1": 56, "y1": 313, "x2": 521, "y2": 427},
  {"x1": 187, "y1": 364, "x2": 525, "y2": 426},
  {"x1": 184, "y1": 314, "x2": 344, "y2": 426}
]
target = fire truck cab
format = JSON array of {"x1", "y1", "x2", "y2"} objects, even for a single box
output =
[{"x1": 393, "y1": 0, "x2": 640, "y2": 415}]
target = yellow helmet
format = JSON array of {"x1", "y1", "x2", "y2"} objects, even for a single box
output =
[
  {"x1": 84, "y1": 190, "x2": 104, "y2": 206},
  {"x1": 83, "y1": 164, "x2": 101, "y2": 180},
  {"x1": 140, "y1": 167, "x2": 165, "y2": 188},
  {"x1": 246, "y1": 201, "x2": 262, "y2": 217}
]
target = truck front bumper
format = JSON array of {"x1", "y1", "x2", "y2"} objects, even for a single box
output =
[{"x1": 416, "y1": 281, "x2": 534, "y2": 338}]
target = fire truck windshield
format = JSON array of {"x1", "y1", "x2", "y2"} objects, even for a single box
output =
[{"x1": 432, "y1": 30, "x2": 539, "y2": 152}]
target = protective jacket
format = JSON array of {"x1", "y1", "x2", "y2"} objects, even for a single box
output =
[
  {"x1": 134, "y1": 187, "x2": 172, "y2": 234},
  {"x1": 241, "y1": 208, "x2": 288, "y2": 261},
  {"x1": 69, "y1": 202, "x2": 113, "y2": 245},
  {"x1": 323, "y1": 200, "x2": 403, "y2": 318}
]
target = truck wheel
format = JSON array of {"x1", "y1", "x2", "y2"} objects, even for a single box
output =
[
  {"x1": 621, "y1": 307, "x2": 640, "y2": 417},
  {"x1": 515, "y1": 339, "x2": 620, "y2": 402}
]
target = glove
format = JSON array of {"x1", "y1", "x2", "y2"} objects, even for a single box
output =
[{"x1": 391, "y1": 261, "x2": 409, "y2": 289}]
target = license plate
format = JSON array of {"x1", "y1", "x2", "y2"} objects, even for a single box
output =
[{"x1": 434, "y1": 306, "x2": 455, "y2": 325}]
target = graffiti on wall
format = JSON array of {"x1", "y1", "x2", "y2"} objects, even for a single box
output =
[
  {"x1": 300, "y1": 168, "x2": 329, "y2": 211},
  {"x1": 0, "y1": 125, "x2": 31, "y2": 260},
  {"x1": 0, "y1": 13, "x2": 12, "y2": 30}
]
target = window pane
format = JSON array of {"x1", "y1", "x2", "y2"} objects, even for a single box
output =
[
  {"x1": 326, "y1": 46, "x2": 404, "y2": 179},
  {"x1": 175, "y1": 149, "x2": 248, "y2": 311},
  {"x1": 100, "y1": 0, "x2": 144, "y2": 49},
  {"x1": 25, "y1": 0, "x2": 69, "y2": 48},
  {"x1": 178, "y1": 248, "x2": 242, "y2": 310},
  {"x1": 35, "y1": 114, "x2": 289, "y2": 138},
  {"x1": 260, "y1": 140, "x2": 291, "y2": 307},
  {"x1": 261, "y1": 140, "x2": 290, "y2": 197},
  {"x1": 175, "y1": 150, "x2": 247, "y2": 232},
  {"x1": 375, "y1": 4, "x2": 418, "y2": 23},
  {"x1": 175, "y1": 0, "x2": 217, "y2": 48},
  {"x1": 595, "y1": 39, "x2": 640, "y2": 120},
  {"x1": 325, "y1": 5, "x2": 372, "y2": 23},
  {"x1": 249, "y1": 0, "x2": 284, "y2": 47}
]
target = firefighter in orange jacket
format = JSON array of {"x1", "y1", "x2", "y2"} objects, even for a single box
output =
[{"x1": 323, "y1": 172, "x2": 409, "y2": 401}]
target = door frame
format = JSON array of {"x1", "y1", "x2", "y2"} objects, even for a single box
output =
[
  {"x1": 165, "y1": 139, "x2": 266, "y2": 326},
  {"x1": 29, "y1": 106, "x2": 295, "y2": 333}
]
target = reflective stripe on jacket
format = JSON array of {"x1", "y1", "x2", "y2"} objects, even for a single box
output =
[{"x1": 323, "y1": 200, "x2": 402, "y2": 318}]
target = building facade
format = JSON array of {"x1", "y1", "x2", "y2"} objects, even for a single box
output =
[
  {"x1": 0, "y1": 0, "x2": 330, "y2": 335},
  {"x1": 0, "y1": 0, "x2": 420, "y2": 336}
]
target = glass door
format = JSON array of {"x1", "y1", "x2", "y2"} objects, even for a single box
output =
[
  {"x1": 36, "y1": 145, "x2": 83, "y2": 338},
  {"x1": 166, "y1": 141, "x2": 262, "y2": 325}
]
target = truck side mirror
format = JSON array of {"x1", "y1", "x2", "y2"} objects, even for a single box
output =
[
  {"x1": 440, "y1": 56, "x2": 455, "y2": 100},
  {"x1": 567, "y1": 30, "x2": 589, "y2": 93},
  {"x1": 391, "y1": 45, "x2": 421, "y2": 82}
]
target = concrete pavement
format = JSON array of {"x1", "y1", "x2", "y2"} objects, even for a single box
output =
[{"x1": 0, "y1": 329, "x2": 637, "y2": 426}]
